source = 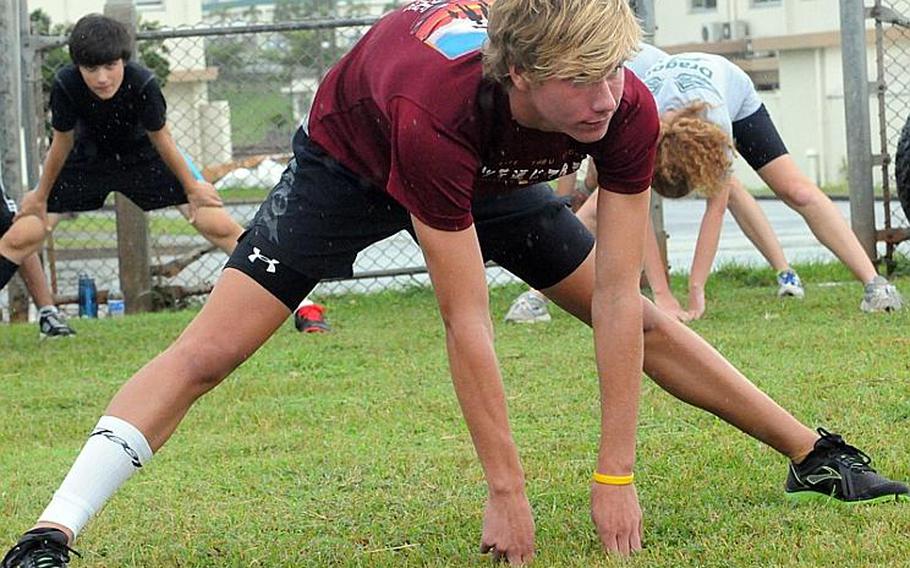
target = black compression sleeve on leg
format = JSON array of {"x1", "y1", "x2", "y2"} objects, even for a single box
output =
[{"x1": 0, "y1": 254, "x2": 19, "y2": 291}]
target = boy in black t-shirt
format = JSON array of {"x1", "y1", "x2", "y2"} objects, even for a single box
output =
[{"x1": 0, "y1": 14, "x2": 242, "y2": 294}]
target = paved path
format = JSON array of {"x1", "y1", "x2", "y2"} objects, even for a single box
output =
[
  {"x1": 662, "y1": 198, "x2": 894, "y2": 272},
  {"x1": 2, "y1": 198, "x2": 903, "y2": 321}
]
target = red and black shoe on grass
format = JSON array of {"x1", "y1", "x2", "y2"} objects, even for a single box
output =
[{"x1": 294, "y1": 303, "x2": 331, "y2": 333}]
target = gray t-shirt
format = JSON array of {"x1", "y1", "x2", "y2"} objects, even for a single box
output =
[
  {"x1": 632, "y1": 51, "x2": 763, "y2": 142},
  {"x1": 626, "y1": 43, "x2": 669, "y2": 79}
]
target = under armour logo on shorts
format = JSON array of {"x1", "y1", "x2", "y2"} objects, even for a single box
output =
[{"x1": 248, "y1": 247, "x2": 280, "y2": 273}]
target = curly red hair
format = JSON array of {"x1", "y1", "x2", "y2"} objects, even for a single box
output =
[{"x1": 652, "y1": 102, "x2": 733, "y2": 199}]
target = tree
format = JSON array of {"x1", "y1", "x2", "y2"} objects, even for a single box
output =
[
  {"x1": 269, "y1": 0, "x2": 350, "y2": 76},
  {"x1": 136, "y1": 18, "x2": 171, "y2": 87}
]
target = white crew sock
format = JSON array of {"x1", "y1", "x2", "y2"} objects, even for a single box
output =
[
  {"x1": 39, "y1": 415, "x2": 153, "y2": 539},
  {"x1": 296, "y1": 297, "x2": 314, "y2": 310}
]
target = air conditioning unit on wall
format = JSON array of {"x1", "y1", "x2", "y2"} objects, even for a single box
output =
[{"x1": 701, "y1": 20, "x2": 750, "y2": 42}]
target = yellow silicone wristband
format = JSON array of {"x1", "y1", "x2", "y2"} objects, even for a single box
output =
[{"x1": 592, "y1": 472, "x2": 634, "y2": 486}]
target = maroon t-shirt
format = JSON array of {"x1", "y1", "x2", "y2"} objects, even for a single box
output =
[{"x1": 308, "y1": 0, "x2": 658, "y2": 231}]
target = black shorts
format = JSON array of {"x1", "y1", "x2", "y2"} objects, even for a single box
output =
[
  {"x1": 732, "y1": 104, "x2": 789, "y2": 171},
  {"x1": 47, "y1": 147, "x2": 188, "y2": 213},
  {"x1": 225, "y1": 134, "x2": 595, "y2": 310}
]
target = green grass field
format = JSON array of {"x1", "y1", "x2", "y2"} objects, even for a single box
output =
[{"x1": 2, "y1": 266, "x2": 910, "y2": 567}]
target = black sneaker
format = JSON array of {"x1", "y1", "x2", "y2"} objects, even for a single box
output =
[
  {"x1": 786, "y1": 428, "x2": 909, "y2": 504},
  {"x1": 38, "y1": 310, "x2": 76, "y2": 339},
  {"x1": 1, "y1": 528, "x2": 79, "y2": 568}
]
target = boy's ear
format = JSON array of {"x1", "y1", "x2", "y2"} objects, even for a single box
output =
[{"x1": 508, "y1": 66, "x2": 532, "y2": 91}]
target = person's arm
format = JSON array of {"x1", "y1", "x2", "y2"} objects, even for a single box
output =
[
  {"x1": 147, "y1": 125, "x2": 223, "y2": 213},
  {"x1": 589, "y1": 188, "x2": 650, "y2": 557},
  {"x1": 642, "y1": 212, "x2": 689, "y2": 322},
  {"x1": 686, "y1": 180, "x2": 730, "y2": 320},
  {"x1": 411, "y1": 215, "x2": 534, "y2": 566},
  {"x1": 16, "y1": 130, "x2": 74, "y2": 220}
]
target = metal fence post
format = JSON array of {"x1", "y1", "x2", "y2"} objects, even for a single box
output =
[
  {"x1": 20, "y1": 0, "x2": 40, "y2": 188},
  {"x1": 1, "y1": 0, "x2": 30, "y2": 322},
  {"x1": 631, "y1": 0, "x2": 656, "y2": 43},
  {"x1": 106, "y1": 0, "x2": 153, "y2": 313},
  {"x1": 839, "y1": 0, "x2": 878, "y2": 260}
]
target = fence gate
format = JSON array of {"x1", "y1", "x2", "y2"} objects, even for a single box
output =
[{"x1": 870, "y1": 0, "x2": 910, "y2": 269}]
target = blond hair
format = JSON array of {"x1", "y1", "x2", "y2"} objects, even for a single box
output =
[
  {"x1": 483, "y1": 0, "x2": 641, "y2": 86},
  {"x1": 652, "y1": 102, "x2": 733, "y2": 199}
]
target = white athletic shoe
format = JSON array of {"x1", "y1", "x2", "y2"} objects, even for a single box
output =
[
  {"x1": 860, "y1": 275, "x2": 903, "y2": 313},
  {"x1": 504, "y1": 291, "x2": 551, "y2": 323},
  {"x1": 776, "y1": 269, "x2": 805, "y2": 299}
]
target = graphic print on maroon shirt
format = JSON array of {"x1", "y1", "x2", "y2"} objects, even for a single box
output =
[{"x1": 307, "y1": 0, "x2": 658, "y2": 231}]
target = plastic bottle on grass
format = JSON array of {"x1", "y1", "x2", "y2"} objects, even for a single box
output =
[{"x1": 108, "y1": 287, "x2": 125, "y2": 318}]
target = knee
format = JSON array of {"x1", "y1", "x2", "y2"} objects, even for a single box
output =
[
  {"x1": 194, "y1": 216, "x2": 243, "y2": 241},
  {"x1": 3, "y1": 217, "x2": 46, "y2": 255},
  {"x1": 192, "y1": 211, "x2": 242, "y2": 241},
  {"x1": 777, "y1": 181, "x2": 822, "y2": 210},
  {"x1": 168, "y1": 338, "x2": 245, "y2": 395}
]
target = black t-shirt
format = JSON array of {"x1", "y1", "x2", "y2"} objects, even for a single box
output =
[{"x1": 50, "y1": 61, "x2": 167, "y2": 160}]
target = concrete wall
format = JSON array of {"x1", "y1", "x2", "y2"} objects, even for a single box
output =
[
  {"x1": 653, "y1": 0, "x2": 843, "y2": 45},
  {"x1": 29, "y1": 0, "x2": 201, "y2": 27}
]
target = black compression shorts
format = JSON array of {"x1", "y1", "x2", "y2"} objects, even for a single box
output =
[{"x1": 225, "y1": 134, "x2": 595, "y2": 310}]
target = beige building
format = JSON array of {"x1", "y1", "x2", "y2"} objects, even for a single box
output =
[
  {"x1": 651, "y1": 1, "x2": 909, "y2": 189},
  {"x1": 28, "y1": 0, "x2": 200, "y2": 26}
]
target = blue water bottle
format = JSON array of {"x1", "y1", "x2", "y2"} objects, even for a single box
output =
[{"x1": 78, "y1": 272, "x2": 98, "y2": 318}]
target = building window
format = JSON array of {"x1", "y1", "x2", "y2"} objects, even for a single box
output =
[
  {"x1": 135, "y1": 0, "x2": 164, "y2": 8},
  {"x1": 751, "y1": 0, "x2": 782, "y2": 6},
  {"x1": 691, "y1": 0, "x2": 718, "y2": 10}
]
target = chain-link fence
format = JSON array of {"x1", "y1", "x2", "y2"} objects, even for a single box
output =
[
  {"x1": 26, "y1": 15, "x2": 523, "y2": 315},
  {"x1": 871, "y1": 0, "x2": 910, "y2": 269}
]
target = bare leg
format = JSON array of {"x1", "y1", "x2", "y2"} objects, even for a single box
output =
[
  {"x1": 18, "y1": 254, "x2": 55, "y2": 308},
  {"x1": 177, "y1": 204, "x2": 244, "y2": 255},
  {"x1": 574, "y1": 190, "x2": 598, "y2": 234},
  {"x1": 104, "y1": 269, "x2": 289, "y2": 447},
  {"x1": 506, "y1": 185, "x2": 597, "y2": 320},
  {"x1": 757, "y1": 155, "x2": 877, "y2": 284},
  {"x1": 539, "y1": 251, "x2": 818, "y2": 461},
  {"x1": 726, "y1": 178, "x2": 790, "y2": 272},
  {"x1": 33, "y1": 268, "x2": 292, "y2": 541}
]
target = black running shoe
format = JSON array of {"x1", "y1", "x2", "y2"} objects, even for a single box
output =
[
  {"x1": 786, "y1": 428, "x2": 909, "y2": 504},
  {"x1": 38, "y1": 310, "x2": 76, "y2": 339},
  {"x1": 1, "y1": 528, "x2": 79, "y2": 568}
]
